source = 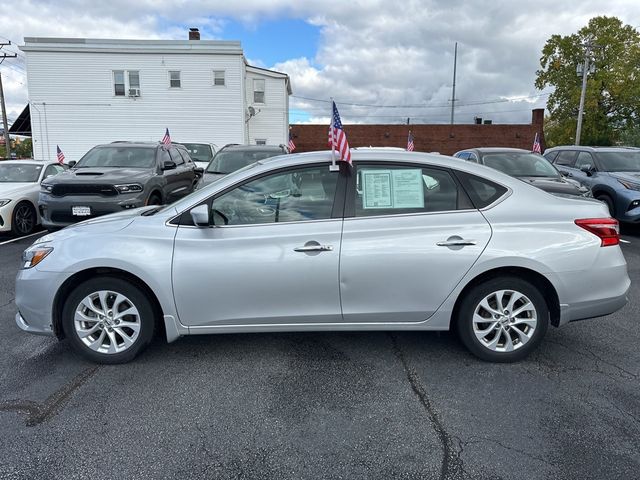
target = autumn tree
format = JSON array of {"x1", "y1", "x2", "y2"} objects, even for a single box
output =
[{"x1": 535, "y1": 16, "x2": 640, "y2": 146}]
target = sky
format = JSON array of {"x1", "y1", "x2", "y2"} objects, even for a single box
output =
[{"x1": 1, "y1": 0, "x2": 639, "y2": 127}]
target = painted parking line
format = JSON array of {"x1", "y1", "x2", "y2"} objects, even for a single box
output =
[{"x1": 0, "y1": 231, "x2": 45, "y2": 246}]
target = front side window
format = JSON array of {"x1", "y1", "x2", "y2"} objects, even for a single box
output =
[
  {"x1": 75, "y1": 147, "x2": 156, "y2": 169},
  {"x1": 213, "y1": 70, "x2": 225, "y2": 86},
  {"x1": 113, "y1": 70, "x2": 125, "y2": 96},
  {"x1": 169, "y1": 148, "x2": 185, "y2": 165},
  {"x1": 554, "y1": 150, "x2": 578, "y2": 167},
  {"x1": 211, "y1": 166, "x2": 339, "y2": 225},
  {"x1": 575, "y1": 152, "x2": 595, "y2": 170},
  {"x1": 169, "y1": 71, "x2": 181, "y2": 88},
  {"x1": 354, "y1": 165, "x2": 470, "y2": 217},
  {"x1": 253, "y1": 79, "x2": 265, "y2": 104},
  {"x1": 43, "y1": 164, "x2": 65, "y2": 179}
]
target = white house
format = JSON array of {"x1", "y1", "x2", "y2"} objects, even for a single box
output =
[{"x1": 19, "y1": 30, "x2": 292, "y2": 162}]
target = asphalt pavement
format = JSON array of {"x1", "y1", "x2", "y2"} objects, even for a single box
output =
[{"x1": 0, "y1": 229, "x2": 638, "y2": 480}]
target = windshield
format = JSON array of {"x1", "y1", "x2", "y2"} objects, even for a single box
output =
[
  {"x1": 75, "y1": 147, "x2": 156, "y2": 169},
  {"x1": 597, "y1": 151, "x2": 640, "y2": 172},
  {"x1": 483, "y1": 153, "x2": 560, "y2": 178},
  {"x1": 0, "y1": 164, "x2": 43, "y2": 183},
  {"x1": 207, "y1": 149, "x2": 282, "y2": 174},
  {"x1": 181, "y1": 143, "x2": 213, "y2": 163}
]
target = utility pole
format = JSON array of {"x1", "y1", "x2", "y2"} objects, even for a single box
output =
[
  {"x1": 0, "y1": 42, "x2": 18, "y2": 159},
  {"x1": 450, "y1": 42, "x2": 458, "y2": 125},
  {"x1": 575, "y1": 43, "x2": 591, "y2": 146}
]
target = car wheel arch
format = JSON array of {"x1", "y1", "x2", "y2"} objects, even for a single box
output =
[
  {"x1": 52, "y1": 267, "x2": 165, "y2": 340},
  {"x1": 451, "y1": 266, "x2": 561, "y2": 329}
]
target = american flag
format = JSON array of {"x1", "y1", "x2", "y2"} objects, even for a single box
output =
[
  {"x1": 532, "y1": 132, "x2": 542, "y2": 153},
  {"x1": 288, "y1": 131, "x2": 296, "y2": 152},
  {"x1": 56, "y1": 145, "x2": 65, "y2": 164},
  {"x1": 328, "y1": 101, "x2": 351, "y2": 164},
  {"x1": 407, "y1": 131, "x2": 415, "y2": 151},
  {"x1": 161, "y1": 128, "x2": 171, "y2": 146}
]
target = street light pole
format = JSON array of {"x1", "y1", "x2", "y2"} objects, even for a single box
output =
[{"x1": 575, "y1": 45, "x2": 591, "y2": 146}]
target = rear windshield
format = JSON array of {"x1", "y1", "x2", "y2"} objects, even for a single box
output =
[
  {"x1": 482, "y1": 153, "x2": 560, "y2": 178},
  {"x1": 0, "y1": 163, "x2": 43, "y2": 182},
  {"x1": 597, "y1": 151, "x2": 640, "y2": 172},
  {"x1": 75, "y1": 147, "x2": 156, "y2": 169},
  {"x1": 207, "y1": 149, "x2": 283, "y2": 174},
  {"x1": 181, "y1": 143, "x2": 213, "y2": 163}
]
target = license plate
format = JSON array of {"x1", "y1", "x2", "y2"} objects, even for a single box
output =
[{"x1": 72, "y1": 206, "x2": 91, "y2": 216}]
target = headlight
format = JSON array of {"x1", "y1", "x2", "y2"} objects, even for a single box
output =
[
  {"x1": 0, "y1": 199, "x2": 10, "y2": 207},
  {"x1": 115, "y1": 183, "x2": 143, "y2": 194},
  {"x1": 41, "y1": 184, "x2": 53, "y2": 193},
  {"x1": 617, "y1": 179, "x2": 640, "y2": 191},
  {"x1": 21, "y1": 246, "x2": 53, "y2": 269}
]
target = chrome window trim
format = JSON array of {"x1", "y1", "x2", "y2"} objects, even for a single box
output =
[{"x1": 172, "y1": 216, "x2": 342, "y2": 230}]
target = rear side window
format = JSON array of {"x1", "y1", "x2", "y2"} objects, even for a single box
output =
[
  {"x1": 543, "y1": 151, "x2": 558, "y2": 162},
  {"x1": 455, "y1": 171, "x2": 508, "y2": 209},
  {"x1": 554, "y1": 150, "x2": 578, "y2": 167}
]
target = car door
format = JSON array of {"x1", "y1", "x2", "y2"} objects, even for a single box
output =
[
  {"x1": 339, "y1": 162, "x2": 492, "y2": 323},
  {"x1": 172, "y1": 163, "x2": 347, "y2": 327},
  {"x1": 168, "y1": 146, "x2": 194, "y2": 199},
  {"x1": 572, "y1": 151, "x2": 598, "y2": 187},
  {"x1": 553, "y1": 150, "x2": 579, "y2": 178}
]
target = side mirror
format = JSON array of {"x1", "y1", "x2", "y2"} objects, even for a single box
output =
[
  {"x1": 68, "y1": 160, "x2": 76, "y2": 168},
  {"x1": 194, "y1": 167, "x2": 204, "y2": 177},
  {"x1": 163, "y1": 160, "x2": 177, "y2": 171},
  {"x1": 190, "y1": 204, "x2": 210, "y2": 227},
  {"x1": 580, "y1": 165, "x2": 594, "y2": 176}
]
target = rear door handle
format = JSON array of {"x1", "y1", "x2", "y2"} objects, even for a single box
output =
[
  {"x1": 294, "y1": 244, "x2": 333, "y2": 252},
  {"x1": 436, "y1": 239, "x2": 477, "y2": 247}
]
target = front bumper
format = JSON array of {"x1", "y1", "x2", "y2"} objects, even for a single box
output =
[
  {"x1": 0, "y1": 201, "x2": 14, "y2": 232},
  {"x1": 39, "y1": 192, "x2": 145, "y2": 228}
]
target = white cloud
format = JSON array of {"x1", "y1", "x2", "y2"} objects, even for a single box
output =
[{"x1": 1, "y1": 0, "x2": 640, "y2": 126}]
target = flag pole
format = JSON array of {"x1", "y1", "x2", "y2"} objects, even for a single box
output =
[{"x1": 329, "y1": 97, "x2": 339, "y2": 171}]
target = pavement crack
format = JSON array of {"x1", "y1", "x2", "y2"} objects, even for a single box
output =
[
  {"x1": 546, "y1": 339, "x2": 638, "y2": 379},
  {"x1": 0, "y1": 297, "x2": 15, "y2": 309},
  {"x1": 0, "y1": 365, "x2": 100, "y2": 426},
  {"x1": 389, "y1": 333, "x2": 467, "y2": 480}
]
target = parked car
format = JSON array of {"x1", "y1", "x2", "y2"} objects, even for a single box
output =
[
  {"x1": 39, "y1": 142, "x2": 198, "y2": 230},
  {"x1": 176, "y1": 142, "x2": 217, "y2": 169},
  {"x1": 16, "y1": 149, "x2": 628, "y2": 364},
  {"x1": 453, "y1": 148, "x2": 592, "y2": 199},
  {"x1": 199, "y1": 144, "x2": 289, "y2": 188},
  {"x1": 0, "y1": 160, "x2": 67, "y2": 236},
  {"x1": 544, "y1": 146, "x2": 640, "y2": 222}
]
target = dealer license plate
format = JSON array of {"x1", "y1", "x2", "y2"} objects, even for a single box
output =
[{"x1": 72, "y1": 206, "x2": 91, "y2": 216}]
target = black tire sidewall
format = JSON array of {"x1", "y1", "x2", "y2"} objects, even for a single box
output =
[
  {"x1": 147, "y1": 193, "x2": 162, "y2": 206},
  {"x1": 456, "y1": 277, "x2": 549, "y2": 363},
  {"x1": 597, "y1": 194, "x2": 615, "y2": 217},
  {"x1": 61, "y1": 277, "x2": 155, "y2": 364},
  {"x1": 12, "y1": 201, "x2": 36, "y2": 236}
]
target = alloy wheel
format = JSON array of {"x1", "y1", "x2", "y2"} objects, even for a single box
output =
[
  {"x1": 472, "y1": 289, "x2": 537, "y2": 352},
  {"x1": 14, "y1": 204, "x2": 35, "y2": 235},
  {"x1": 74, "y1": 290, "x2": 141, "y2": 354}
]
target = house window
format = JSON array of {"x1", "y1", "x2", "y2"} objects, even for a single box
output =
[
  {"x1": 128, "y1": 71, "x2": 140, "y2": 92},
  {"x1": 169, "y1": 71, "x2": 181, "y2": 88},
  {"x1": 113, "y1": 70, "x2": 125, "y2": 96},
  {"x1": 253, "y1": 79, "x2": 265, "y2": 104},
  {"x1": 213, "y1": 70, "x2": 225, "y2": 86},
  {"x1": 256, "y1": 139, "x2": 267, "y2": 145}
]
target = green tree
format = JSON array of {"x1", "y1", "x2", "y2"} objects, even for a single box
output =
[
  {"x1": 535, "y1": 16, "x2": 640, "y2": 146},
  {"x1": 15, "y1": 138, "x2": 33, "y2": 158}
]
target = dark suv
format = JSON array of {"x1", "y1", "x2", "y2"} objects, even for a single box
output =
[
  {"x1": 40, "y1": 142, "x2": 199, "y2": 229},
  {"x1": 199, "y1": 144, "x2": 289, "y2": 188},
  {"x1": 544, "y1": 146, "x2": 640, "y2": 222}
]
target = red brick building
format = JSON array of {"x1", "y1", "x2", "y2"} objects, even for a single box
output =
[{"x1": 291, "y1": 109, "x2": 545, "y2": 155}]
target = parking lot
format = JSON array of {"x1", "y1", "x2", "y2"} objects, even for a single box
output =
[{"x1": 0, "y1": 228, "x2": 638, "y2": 480}]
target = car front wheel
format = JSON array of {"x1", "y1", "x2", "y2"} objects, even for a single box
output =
[
  {"x1": 62, "y1": 277, "x2": 155, "y2": 364},
  {"x1": 456, "y1": 276, "x2": 549, "y2": 362}
]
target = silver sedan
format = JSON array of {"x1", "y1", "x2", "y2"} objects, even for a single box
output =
[{"x1": 15, "y1": 150, "x2": 630, "y2": 364}]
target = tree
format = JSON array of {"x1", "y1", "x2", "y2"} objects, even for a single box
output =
[
  {"x1": 535, "y1": 16, "x2": 640, "y2": 146},
  {"x1": 15, "y1": 138, "x2": 33, "y2": 158}
]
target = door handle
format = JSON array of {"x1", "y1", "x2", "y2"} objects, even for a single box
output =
[
  {"x1": 294, "y1": 244, "x2": 333, "y2": 252},
  {"x1": 436, "y1": 239, "x2": 477, "y2": 247}
]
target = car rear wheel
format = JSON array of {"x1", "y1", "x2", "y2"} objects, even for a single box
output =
[
  {"x1": 456, "y1": 276, "x2": 549, "y2": 362},
  {"x1": 596, "y1": 194, "x2": 615, "y2": 217},
  {"x1": 11, "y1": 201, "x2": 37, "y2": 236},
  {"x1": 147, "y1": 192, "x2": 162, "y2": 206},
  {"x1": 62, "y1": 277, "x2": 155, "y2": 364}
]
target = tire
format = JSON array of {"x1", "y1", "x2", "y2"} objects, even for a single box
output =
[
  {"x1": 11, "y1": 201, "x2": 37, "y2": 236},
  {"x1": 61, "y1": 277, "x2": 156, "y2": 364},
  {"x1": 455, "y1": 276, "x2": 549, "y2": 363},
  {"x1": 596, "y1": 194, "x2": 615, "y2": 217},
  {"x1": 147, "y1": 192, "x2": 162, "y2": 206}
]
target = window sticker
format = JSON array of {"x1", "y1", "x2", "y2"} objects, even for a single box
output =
[{"x1": 362, "y1": 169, "x2": 424, "y2": 209}]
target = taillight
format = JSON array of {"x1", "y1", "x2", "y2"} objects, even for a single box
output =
[{"x1": 575, "y1": 218, "x2": 620, "y2": 247}]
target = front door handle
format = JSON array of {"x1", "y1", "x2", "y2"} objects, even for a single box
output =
[
  {"x1": 436, "y1": 239, "x2": 477, "y2": 247},
  {"x1": 294, "y1": 244, "x2": 333, "y2": 252}
]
